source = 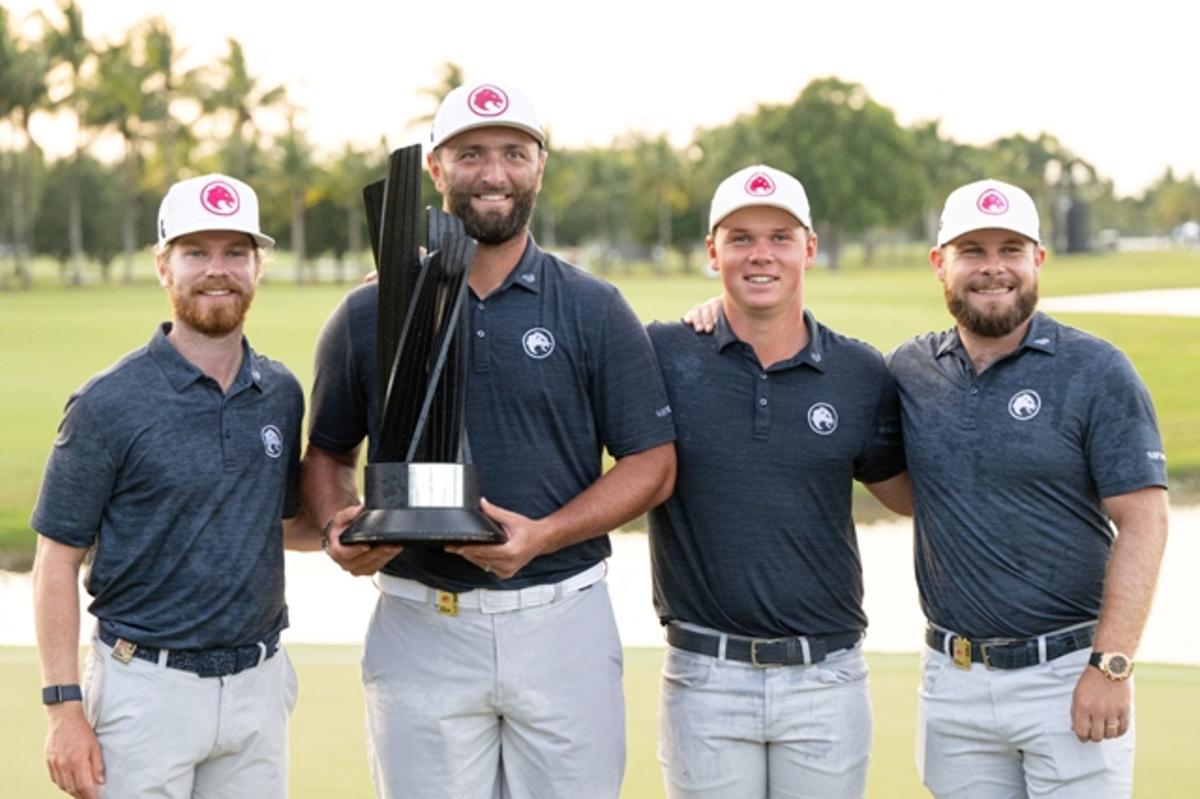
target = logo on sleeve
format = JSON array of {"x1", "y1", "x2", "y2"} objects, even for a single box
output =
[
  {"x1": 522, "y1": 327, "x2": 555, "y2": 359},
  {"x1": 1007, "y1": 390, "x2": 1041, "y2": 421},
  {"x1": 807, "y1": 402, "x2": 838, "y2": 435},
  {"x1": 260, "y1": 425, "x2": 284, "y2": 458}
]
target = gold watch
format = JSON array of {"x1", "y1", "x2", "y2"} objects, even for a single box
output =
[{"x1": 1089, "y1": 651, "x2": 1134, "y2": 681}]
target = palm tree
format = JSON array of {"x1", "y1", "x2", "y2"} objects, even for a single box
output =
[
  {"x1": 141, "y1": 17, "x2": 203, "y2": 188},
  {"x1": 0, "y1": 8, "x2": 49, "y2": 290},
  {"x1": 201, "y1": 38, "x2": 286, "y2": 178},
  {"x1": 408, "y1": 61, "x2": 464, "y2": 131},
  {"x1": 320, "y1": 141, "x2": 383, "y2": 280},
  {"x1": 276, "y1": 107, "x2": 316, "y2": 282},
  {"x1": 83, "y1": 37, "x2": 157, "y2": 282},
  {"x1": 41, "y1": 0, "x2": 92, "y2": 284}
]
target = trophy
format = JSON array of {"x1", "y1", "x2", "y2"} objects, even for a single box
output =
[{"x1": 340, "y1": 144, "x2": 504, "y2": 545}]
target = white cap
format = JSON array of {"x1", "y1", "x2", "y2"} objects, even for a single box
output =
[
  {"x1": 709, "y1": 165, "x2": 812, "y2": 232},
  {"x1": 429, "y1": 82, "x2": 545, "y2": 150},
  {"x1": 157, "y1": 174, "x2": 274, "y2": 248},
  {"x1": 937, "y1": 178, "x2": 1040, "y2": 246}
]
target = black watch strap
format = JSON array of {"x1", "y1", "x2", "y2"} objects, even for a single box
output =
[{"x1": 42, "y1": 684, "x2": 83, "y2": 705}]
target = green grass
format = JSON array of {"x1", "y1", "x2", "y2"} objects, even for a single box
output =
[
  {"x1": 3, "y1": 249, "x2": 1200, "y2": 568},
  {"x1": 1, "y1": 646, "x2": 1196, "y2": 797}
]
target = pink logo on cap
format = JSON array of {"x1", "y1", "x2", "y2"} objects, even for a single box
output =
[
  {"x1": 977, "y1": 189, "x2": 1009, "y2": 215},
  {"x1": 468, "y1": 85, "x2": 508, "y2": 117},
  {"x1": 201, "y1": 181, "x2": 240, "y2": 216},
  {"x1": 745, "y1": 172, "x2": 776, "y2": 196}
]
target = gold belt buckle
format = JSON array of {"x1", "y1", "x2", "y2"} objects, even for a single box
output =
[
  {"x1": 111, "y1": 638, "x2": 138, "y2": 664},
  {"x1": 435, "y1": 591, "x2": 459, "y2": 616},
  {"x1": 951, "y1": 636, "x2": 972, "y2": 669}
]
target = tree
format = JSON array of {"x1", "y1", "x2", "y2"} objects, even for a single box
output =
[
  {"x1": 692, "y1": 77, "x2": 926, "y2": 268},
  {"x1": 0, "y1": 7, "x2": 49, "y2": 289},
  {"x1": 273, "y1": 107, "x2": 317, "y2": 282},
  {"x1": 201, "y1": 38, "x2": 286, "y2": 178},
  {"x1": 409, "y1": 61, "x2": 464, "y2": 131},
  {"x1": 33, "y1": 154, "x2": 122, "y2": 279},
  {"x1": 316, "y1": 141, "x2": 383, "y2": 280},
  {"x1": 910, "y1": 120, "x2": 986, "y2": 242},
  {"x1": 41, "y1": 0, "x2": 92, "y2": 284},
  {"x1": 83, "y1": 37, "x2": 158, "y2": 281},
  {"x1": 141, "y1": 17, "x2": 203, "y2": 189}
]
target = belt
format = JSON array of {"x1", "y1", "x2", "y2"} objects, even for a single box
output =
[
  {"x1": 666, "y1": 624, "x2": 861, "y2": 668},
  {"x1": 98, "y1": 629, "x2": 279, "y2": 678},
  {"x1": 925, "y1": 622, "x2": 1096, "y2": 670},
  {"x1": 376, "y1": 561, "x2": 606, "y2": 615}
]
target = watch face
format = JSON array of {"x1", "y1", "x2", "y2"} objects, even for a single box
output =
[{"x1": 1107, "y1": 654, "x2": 1130, "y2": 675}]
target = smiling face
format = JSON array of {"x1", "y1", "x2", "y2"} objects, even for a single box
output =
[
  {"x1": 427, "y1": 126, "x2": 546, "y2": 246},
  {"x1": 708, "y1": 205, "x2": 816, "y2": 319},
  {"x1": 156, "y1": 230, "x2": 261, "y2": 337},
  {"x1": 932, "y1": 228, "x2": 1045, "y2": 338}
]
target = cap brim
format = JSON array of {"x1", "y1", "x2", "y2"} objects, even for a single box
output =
[
  {"x1": 162, "y1": 225, "x2": 274, "y2": 249},
  {"x1": 432, "y1": 120, "x2": 545, "y2": 150}
]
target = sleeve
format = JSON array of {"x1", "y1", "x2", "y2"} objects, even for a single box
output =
[
  {"x1": 1085, "y1": 349, "x2": 1168, "y2": 498},
  {"x1": 854, "y1": 362, "x2": 906, "y2": 484},
  {"x1": 29, "y1": 395, "x2": 118, "y2": 547},
  {"x1": 592, "y1": 294, "x2": 676, "y2": 458},
  {"x1": 307, "y1": 294, "x2": 370, "y2": 455}
]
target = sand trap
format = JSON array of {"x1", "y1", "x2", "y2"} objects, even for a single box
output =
[{"x1": 1041, "y1": 287, "x2": 1200, "y2": 317}]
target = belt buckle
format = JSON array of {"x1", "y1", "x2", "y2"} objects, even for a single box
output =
[
  {"x1": 111, "y1": 638, "x2": 138, "y2": 664},
  {"x1": 750, "y1": 638, "x2": 783, "y2": 668},
  {"x1": 951, "y1": 636, "x2": 972, "y2": 669},
  {"x1": 435, "y1": 591, "x2": 459, "y2": 616}
]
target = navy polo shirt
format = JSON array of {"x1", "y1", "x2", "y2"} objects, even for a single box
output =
[
  {"x1": 888, "y1": 312, "x2": 1168, "y2": 638},
  {"x1": 309, "y1": 236, "x2": 675, "y2": 591},
  {"x1": 31, "y1": 323, "x2": 303, "y2": 649},
  {"x1": 647, "y1": 312, "x2": 905, "y2": 638}
]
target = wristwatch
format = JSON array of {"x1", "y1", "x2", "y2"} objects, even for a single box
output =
[
  {"x1": 42, "y1": 684, "x2": 83, "y2": 705},
  {"x1": 1089, "y1": 651, "x2": 1134, "y2": 681}
]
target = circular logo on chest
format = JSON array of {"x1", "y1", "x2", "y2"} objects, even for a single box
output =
[
  {"x1": 807, "y1": 402, "x2": 838, "y2": 435},
  {"x1": 261, "y1": 425, "x2": 284, "y2": 458},
  {"x1": 1007, "y1": 390, "x2": 1041, "y2": 421},
  {"x1": 522, "y1": 327, "x2": 555, "y2": 359}
]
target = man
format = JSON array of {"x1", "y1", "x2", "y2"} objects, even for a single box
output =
[
  {"x1": 889, "y1": 178, "x2": 1169, "y2": 797},
  {"x1": 651, "y1": 165, "x2": 910, "y2": 798},
  {"x1": 302, "y1": 81, "x2": 676, "y2": 799},
  {"x1": 31, "y1": 174, "x2": 328, "y2": 799}
]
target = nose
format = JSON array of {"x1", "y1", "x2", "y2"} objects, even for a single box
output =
[
  {"x1": 476, "y1": 153, "x2": 508, "y2": 186},
  {"x1": 748, "y1": 238, "x2": 774, "y2": 263}
]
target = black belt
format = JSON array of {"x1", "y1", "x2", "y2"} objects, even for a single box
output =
[
  {"x1": 925, "y1": 624, "x2": 1096, "y2": 670},
  {"x1": 98, "y1": 629, "x2": 279, "y2": 678},
  {"x1": 667, "y1": 625, "x2": 861, "y2": 668}
]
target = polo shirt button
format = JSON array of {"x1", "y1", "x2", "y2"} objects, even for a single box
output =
[
  {"x1": 759, "y1": 398, "x2": 768, "y2": 406},
  {"x1": 477, "y1": 303, "x2": 485, "y2": 310},
  {"x1": 970, "y1": 387, "x2": 979, "y2": 395},
  {"x1": 476, "y1": 330, "x2": 486, "y2": 338},
  {"x1": 760, "y1": 373, "x2": 767, "y2": 380}
]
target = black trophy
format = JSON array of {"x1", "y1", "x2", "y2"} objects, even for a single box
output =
[{"x1": 341, "y1": 144, "x2": 504, "y2": 545}]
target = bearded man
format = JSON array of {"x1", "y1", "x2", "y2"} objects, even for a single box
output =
[
  {"x1": 301, "y1": 81, "x2": 675, "y2": 799},
  {"x1": 32, "y1": 174, "x2": 327, "y2": 799},
  {"x1": 888, "y1": 179, "x2": 1169, "y2": 798}
]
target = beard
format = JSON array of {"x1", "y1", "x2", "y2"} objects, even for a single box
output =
[
  {"x1": 445, "y1": 182, "x2": 537, "y2": 245},
  {"x1": 945, "y1": 279, "x2": 1038, "y2": 338},
  {"x1": 168, "y1": 278, "x2": 255, "y2": 337}
]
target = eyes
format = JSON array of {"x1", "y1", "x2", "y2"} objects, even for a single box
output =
[
  {"x1": 727, "y1": 232, "x2": 797, "y2": 245},
  {"x1": 182, "y1": 247, "x2": 251, "y2": 261},
  {"x1": 957, "y1": 244, "x2": 1028, "y2": 258},
  {"x1": 455, "y1": 147, "x2": 533, "y2": 163}
]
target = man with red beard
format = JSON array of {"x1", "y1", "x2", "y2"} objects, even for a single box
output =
[
  {"x1": 31, "y1": 174, "x2": 325, "y2": 799},
  {"x1": 889, "y1": 179, "x2": 1169, "y2": 797},
  {"x1": 302, "y1": 81, "x2": 675, "y2": 798}
]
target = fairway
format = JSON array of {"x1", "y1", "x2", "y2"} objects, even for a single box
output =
[
  {"x1": 3, "y1": 250, "x2": 1200, "y2": 565},
  {"x1": 2, "y1": 646, "x2": 1197, "y2": 797}
]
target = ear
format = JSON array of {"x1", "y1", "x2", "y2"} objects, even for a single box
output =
[
  {"x1": 155, "y1": 252, "x2": 172, "y2": 289},
  {"x1": 535, "y1": 149, "x2": 548, "y2": 193},
  {"x1": 426, "y1": 150, "x2": 446, "y2": 194},
  {"x1": 804, "y1": 230, "x2": 819, "y2": 270},
  {"x1": 705, "y1": 233, "x2": 718, "y2": 267},
  {"x1": 1034, "y1": 245, "x2": 1047, "y2": 272},
  {"x1": 928, "y1": 246, "x2": 947, "y2": 281}
]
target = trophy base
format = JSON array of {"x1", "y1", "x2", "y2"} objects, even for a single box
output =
[
  {"x1": 339, "y1": 462, "x2": 505, "y2": 545},
  {"x1": 340, "y1": 507, "x2": 505, "y2": 545}
]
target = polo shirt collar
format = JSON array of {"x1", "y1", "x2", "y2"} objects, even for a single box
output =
[
  {"x1": 936, "y1": 310, "x2": 1059, "y2": 361},
  {"x1": 149, "y1": 322, "x2": 263, "y2": 394},
  {"x1": 713, "y1": 308, "x2": 827, "y2": 373},
  {"x1": 494, "y1": 235, "x2": 543, "y2": 295}
]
